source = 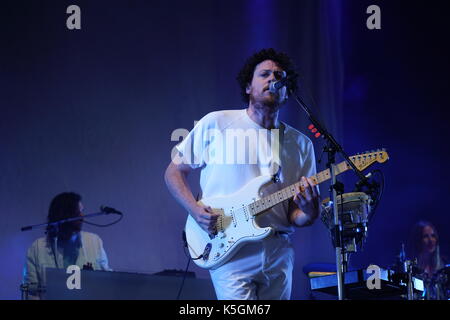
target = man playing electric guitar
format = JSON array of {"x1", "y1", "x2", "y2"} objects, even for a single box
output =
[{"x1": 165, "y1": 48, "x2": 320, "y2": 300}]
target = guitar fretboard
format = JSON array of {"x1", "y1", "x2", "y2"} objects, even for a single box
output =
[{"x1": 248, "y1": 161, "x2": 352, "y2": 216}]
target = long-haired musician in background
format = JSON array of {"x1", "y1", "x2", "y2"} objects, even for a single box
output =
[
  {"x1": 406, "y1": 220, "x2": 449, "y2": 300},
  {"x1": 22, "y1": 192, "x2": 111, "y2": 299},
  {"x1": 407, "y1": 220, "x2": 447, "y2": 276},
  {"x1": 165, "y1": 48, "x2": 320, "y2": 300}
]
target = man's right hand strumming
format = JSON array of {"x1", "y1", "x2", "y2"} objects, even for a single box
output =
[
  {"x1": 190, "y1": 204, "x2": 220, "y2": 235},
  {"x1": 164, "y1": 161, "x2": 221, "y2": 235}
]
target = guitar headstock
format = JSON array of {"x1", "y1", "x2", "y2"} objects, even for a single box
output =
[{"x1": 349, "y1": 149, "x2": 389, "y2": 171}]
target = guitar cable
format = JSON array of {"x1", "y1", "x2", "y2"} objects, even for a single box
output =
[
  {"x1": 367, "y1": 169, "x2": 385, "y2": 223},
  {"x1": 177, "y1": 193, "x2": 209, "y2": 299},
  {"x1": 183, "y1": 193, "x2": 206, "y2": 261},
  {"x1": 354, "y1": 169, "x2": 385, "y2": 250},
  {"x1": 176, "y1": 230, "x2": 203, "y2": 300},
  {"x1": 182, "y1": 230, "x2": 204, "y2": 260}
]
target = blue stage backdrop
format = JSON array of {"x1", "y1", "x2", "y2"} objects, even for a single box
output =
[{"x1": 1, "y1": 0, "x2": 448, "y2": 299}]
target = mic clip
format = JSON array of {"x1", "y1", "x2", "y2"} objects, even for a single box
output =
[{"x1": 354, "y1": 172, "x2": 372, "y2": 192}]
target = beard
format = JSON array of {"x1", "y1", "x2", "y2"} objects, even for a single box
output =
[{"x1": 249, "y1": 91, "x2": 281, "y2": 112}]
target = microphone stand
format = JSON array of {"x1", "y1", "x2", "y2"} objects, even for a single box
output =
[
  {"x1": 289, "y1": 89, "x2": 369, "y2": 300},
  {"x1": 21, "y1": 209, "x2": 118, "y2": 233}
]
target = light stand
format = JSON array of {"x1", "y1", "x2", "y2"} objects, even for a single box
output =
[{"x1": 290, "y1": 89, "x2": 369, "y2": 300}]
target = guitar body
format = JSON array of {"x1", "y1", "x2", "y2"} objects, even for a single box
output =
[
  {"x1": 185, "y1": 175, "x2": 273, "y2": 270},
  {"x1": 184, "y1": 149, "x2": 389, "y2": 270}
]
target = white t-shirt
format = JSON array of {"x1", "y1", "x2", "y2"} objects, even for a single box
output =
[{"x1": 176, "y1": 108, "x2": 317, "y2": 233}]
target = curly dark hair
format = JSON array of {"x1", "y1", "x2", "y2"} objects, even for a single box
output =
[{"x1": 237, "y1": 48, "x2": 299, "y2": 104}]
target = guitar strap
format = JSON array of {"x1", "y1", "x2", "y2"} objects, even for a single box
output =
[{"x1": 272, "y1": 122, "x2": 285, "y2": 183}]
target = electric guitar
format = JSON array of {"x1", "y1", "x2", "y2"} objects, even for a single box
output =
[{"x1": 185, "y1": 150, "x2": 389, "y2": 269}]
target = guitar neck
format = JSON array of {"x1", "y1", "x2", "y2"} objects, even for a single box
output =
[{"x1": 249, "y1": 160, "x2": 352, "y2": 216}]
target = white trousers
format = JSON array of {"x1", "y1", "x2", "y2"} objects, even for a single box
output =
[{"x1": 209, "y1": 232, "x2": 294, "y2": 300}]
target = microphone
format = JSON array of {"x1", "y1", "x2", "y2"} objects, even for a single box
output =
[
  {"x1": 269, "y1": 78, "x2": 289, "y2": 93},
  {"x1": 100, "y1": 206, "x2": 123, "y2": 215}
]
